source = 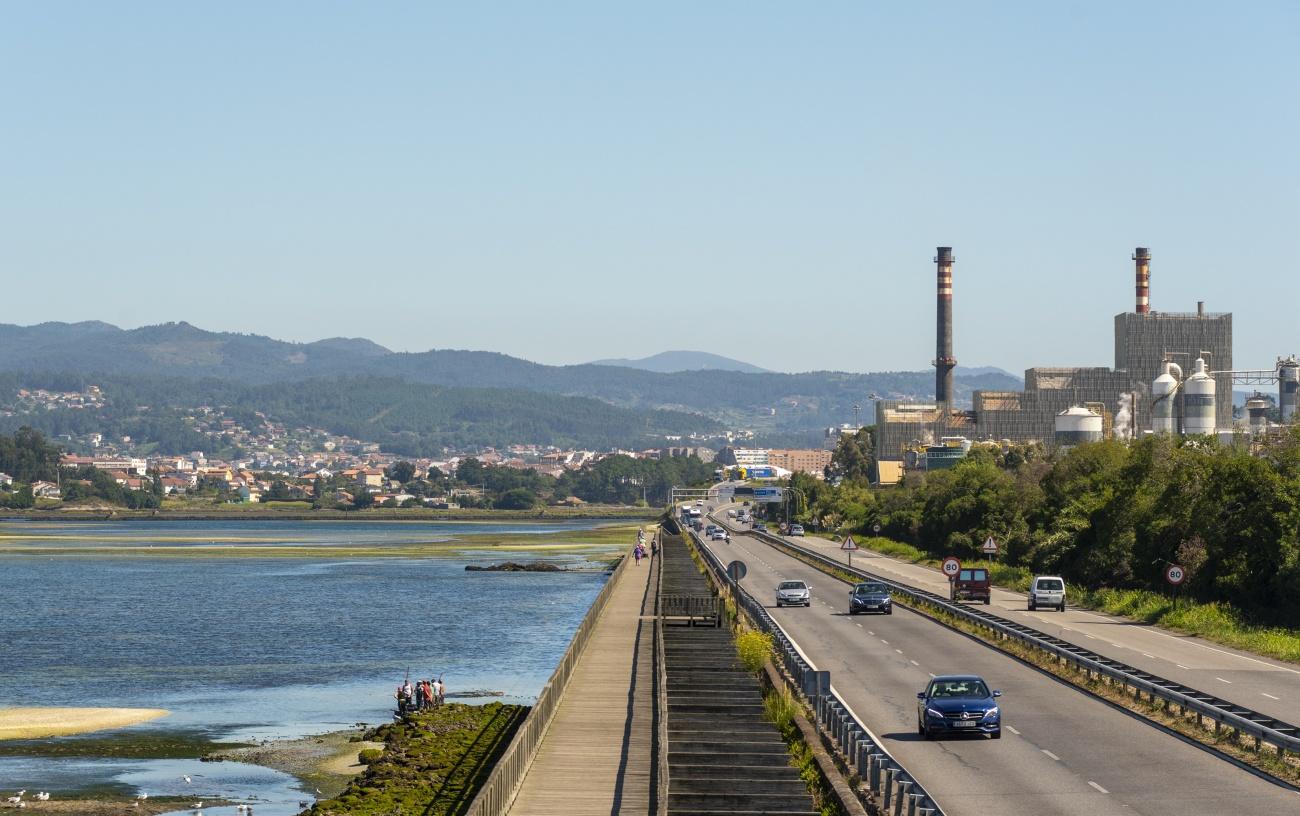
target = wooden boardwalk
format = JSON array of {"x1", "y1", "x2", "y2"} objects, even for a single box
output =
[{"x1": 506, "y1": 549, "x2": 658, "y2": 816}]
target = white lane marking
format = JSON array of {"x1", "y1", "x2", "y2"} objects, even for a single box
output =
[
  {"x1": 1216, "y1": 677, "x2": 1233, "y2": 684},
  {"x1": 928, "y1": 673, "x2": 936, "y2": 678},
  {"x1": 1110, "y1": 643, "x2": 1124, "y2": 648},
  {"x1": 1088, "y1": 781, "x2": 1109, "y2": 794},
  {"x1": 881, "y1": 639, "x2": 889, "y2": 645},
  {"x1": 1005, "y1": 725, "x2": 1020, "y2": 735},
  {"x1": 868, "y1": 630, "x2": 875, "y2": 635},
  {"x1": 1086, "y1": 635, "x2": 1097, "y2": 640},
  {"x1": 1059, "y1": 608, "x2": 1300, "y2": 675},
  {"x1": 1142, "y1": 653, "x2": 1154, "y2": 658},
  {"x1": 895, "y1": 649, "x2": 904, "y2": 654},
  {"x1": 856, "y1": 623, "x2": 863, "y2": 628},
  {"x1": 910, "y1": 659, "x2": 919, "y2": 666},
  {"x1": 1263, "y1": 693, "x2": 1280, "y2": 700},
  {"x1": 1041, "y1": 749, "x2": 1061, "y2": 761},
  {"x1": 1176, "y1": 664, "x2": 1189, "y2": 670}
]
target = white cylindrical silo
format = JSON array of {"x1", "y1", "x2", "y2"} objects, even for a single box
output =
[
  {"x1": 1183, "y1": 356, "x2": 1216, "y2": 436},
  {"x1": 1280, "y1": 356, "x2": 1300, "y2": 422},
  {"x1": 1245, "y1": 394, "x2": 1272, "y2": 435},
  {"x1": 1151, "y1": 361, "x2": 1181, "y2": 435},
  {"x1": 1055, "y1": 406, "x2": 1104, "y2": 448}
]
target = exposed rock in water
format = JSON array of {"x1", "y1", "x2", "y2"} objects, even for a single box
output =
[{"x1": 465, "y1": 561, "x2": 562, "y2": 572}]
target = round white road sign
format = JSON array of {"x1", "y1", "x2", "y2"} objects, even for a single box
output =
[
  {"x1": 942, "y1": 556, "x2": 961, "y2": 579},
  {"x1": 1165, "y1": 563, "x2": 1187, "y2": 586}
]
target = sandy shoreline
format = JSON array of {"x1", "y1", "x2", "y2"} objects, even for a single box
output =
[{"x1": 0, "y1": 708, "x2": 170, "y2": 740}]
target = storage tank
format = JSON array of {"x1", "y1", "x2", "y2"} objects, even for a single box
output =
[
  {"x1": 1280, "y1": 356, "x2": 1300, "y2": 422},
  {"x1": 1151, "y1": 361, "x2": 1181, "y2": 435},
  {"x1": 1183, "y1": 356, "x2": 1216, "y2": 436},
  {"x1": 1055, "y1": 406, "x2": 1104, "y2": 448},
  {"x1": 1245, "y1": 393, "x2": 1272, "y2": 435}
]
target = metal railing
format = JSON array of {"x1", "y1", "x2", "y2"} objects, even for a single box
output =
[
  {"x1": 683, "y1": 525, "x2": 945, "y2": 816},
  {"x1": 654, "y1": 529, "x2": 670, "y2": 816},
  {"x1": 741, "y1": 524, "x2": 1300, "y2": 761},
  {"x1": 464, "y1": 547, "x2": 634, "y2": 816}
]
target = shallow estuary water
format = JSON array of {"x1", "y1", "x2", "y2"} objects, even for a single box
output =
[{"x1": 0, "y1": 519, "x2": 615, "y2": 813}]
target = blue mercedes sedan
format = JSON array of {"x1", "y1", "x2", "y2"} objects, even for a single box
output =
[{"x1": 917, "y1": 675, "x2": 1002, "y2": 739}]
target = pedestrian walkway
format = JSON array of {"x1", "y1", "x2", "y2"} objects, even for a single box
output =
[{"x1": 505, "y1": 547, "x2": 659, "y2": 815}]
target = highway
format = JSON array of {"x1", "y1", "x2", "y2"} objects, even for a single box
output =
[
  {"x1": 692, "y1": 511, "x2": 1300, "y2": 816},
  {"x1": 712, "y1": 502, "x2": 1300, "y2": 728}
]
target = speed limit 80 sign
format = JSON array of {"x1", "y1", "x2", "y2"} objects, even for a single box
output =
[
  {"x1": 1165, "y1": 563, "x2": 1187, "y2": 586},
  {"x1": 941, "y1": 556, "x2": 961, "y2": 579}
]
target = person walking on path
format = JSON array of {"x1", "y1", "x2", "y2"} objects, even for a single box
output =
[{"x1": 634, "y1": 544, "x2": 643, "y2": 566}]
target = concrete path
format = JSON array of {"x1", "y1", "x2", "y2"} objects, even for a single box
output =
[{"x1": 506, "y1": 548, "x2": 658, "y2": 816}]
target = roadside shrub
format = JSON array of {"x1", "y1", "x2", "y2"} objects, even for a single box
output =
[
  {"x1": 357, "y1": 748, "x2": 383, "y2": 765},
  {"x1": 736, "y1": 630, "x2": 774, "y2": 673},
  {"x1": 762, "y1": 686, "x2": 798, "y2": 739}
]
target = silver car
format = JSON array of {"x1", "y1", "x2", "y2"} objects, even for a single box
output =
[{"x1": 776, "y1": 580, "x2": 811, "y2": 607}]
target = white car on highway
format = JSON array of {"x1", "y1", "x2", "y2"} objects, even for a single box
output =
[{"x1": 775, "y1": 580, "x2": 811, "y2": 607}]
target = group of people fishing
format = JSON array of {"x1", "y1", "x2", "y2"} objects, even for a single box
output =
[{"x1": 395, "y1": 675, "x2": 446, "y2": 714}]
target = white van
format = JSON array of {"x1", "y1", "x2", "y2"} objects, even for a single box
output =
[{"x1": 1028, "y1": 576, "x2": 1066, "y2": 612}]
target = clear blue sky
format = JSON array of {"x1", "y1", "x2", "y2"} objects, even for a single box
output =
[{"x1": 3, "y1": 2, "x2": 1297, "y2": 374}]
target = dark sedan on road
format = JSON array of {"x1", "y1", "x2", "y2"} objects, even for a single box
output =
[
  {"x1": 917, "y1": 675, "x2": 1001, "y2": 739},
  {"x1": 848, "y1": 581, "x2": 892, "y2": 615}
]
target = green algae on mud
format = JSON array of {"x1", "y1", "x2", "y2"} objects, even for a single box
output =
[
  {"x1": 310, "y1": 703, "x2": 527, "y2": 816},
  {"x1": 0, "y1": 523, "x2": 640, "y2": 559},
  {"x1": 0, "y1": 728, "x2": 252, "y2": 759}
]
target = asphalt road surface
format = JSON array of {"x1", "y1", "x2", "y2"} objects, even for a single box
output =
[
  {"x1": 694, "y1": 522, "x2": 1300, "y2": 816},
  {"x1": 713, "y1": 500, "x2": 1300, "y2": 728}
]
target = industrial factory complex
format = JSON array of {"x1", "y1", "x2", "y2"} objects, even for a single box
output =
[{"x1": 876, "y1": 247, "x2": 1299, "y2": 462}]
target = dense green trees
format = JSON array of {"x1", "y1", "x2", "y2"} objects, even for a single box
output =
[
  {"x1": 0, "y1": 426, "x2": 62, "y2": 482},
  {"x1": 794, "y1": 433, "x2": 1300, "y2": 625}
]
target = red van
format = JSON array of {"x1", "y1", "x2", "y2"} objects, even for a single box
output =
[{"x1": 951, "y1": 568, "x2": 991, "y2": 604}]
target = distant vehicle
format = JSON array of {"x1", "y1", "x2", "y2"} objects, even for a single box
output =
[
  {"x1": 789, "y1": 524, "x2": 805, "y2": 537},
  {"x1": 688, "y1": 507, "x2": 702, "y2": 518},
  {"x1": 917, "y1": 675, "x2": 1001, "y2": 739},
  {"x1": 849, "y1": 581, "x2": 892, "y2": 615},
  {"x1": 691, "y1": 520, "x2": 704, "y2": 532},
  {"x1": 710, "y1": 528, "x2": 729, "y2": 541},
  {"x1": 951, "y1": 568, "x2": 990, "y2": 605},
  {"x1": 753, "y1": 521, "x2": 768, "y2": 532},
  {"x1": 1028, "y1": 576, "x2": 1066, "y2": 612},
  {"x1": 743, "y1": 501, "x2": 751, "y2": 506},
  {"x1": 726, "y1": 509, "x2": 737, "y2": 518},
  {"x1": 705, "y1": 524, "x2": 718, "y2": 536},
  {"x1": 775, "y1": 580, "x2": 811, "y2": 607}
]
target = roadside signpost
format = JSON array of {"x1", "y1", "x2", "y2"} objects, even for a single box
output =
[
  {"x1": 941, "y1": 556, "x2": 961, "y2": 581},
  {"x1": 872, "y1": 523, "x2": 882, "y2": 535},
  {"x1": 727, "y1": 560, "x2": 747, "y2": 583},
  {"x1": 1165, "y1": 563, "x2": 1186, "y2": 586},
  {"x1": 982, "y1": 535, "x2": 998, "y2": 555},
  {"x1": 840, "y1": 534, "x2": 858, "y2": 568}
]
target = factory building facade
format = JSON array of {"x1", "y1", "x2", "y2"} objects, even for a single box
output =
[{"x1": 876, "y1": 248, "x2": 1235, "y2": 460}]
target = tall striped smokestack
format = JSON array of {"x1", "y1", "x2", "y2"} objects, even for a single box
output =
[
  {"x1": 1133, "y1": 247, "x2": 1151, "y2": 314},
  {"x1": 935, "y1": 246, "x2": 956, "y2": 405}
]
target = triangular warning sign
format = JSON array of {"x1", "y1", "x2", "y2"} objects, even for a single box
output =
[{"x1": 841, "y1": 535, "x2": 859, "y2": 551}]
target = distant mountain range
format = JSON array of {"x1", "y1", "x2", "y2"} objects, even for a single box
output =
[
  {"x1": 0, "y1": 321, "x2": 1024, "y2": 447},
  {"x1": 589, "y1": 350, "x2": 770, "y2": 374}
]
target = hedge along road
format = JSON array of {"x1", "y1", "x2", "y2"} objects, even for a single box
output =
[
  {"x1": 696, "y1": 527, "x2": 1300, "y2": 816},
  {"x1": 714, "y1": 503, "x2": 1300, "y2": 727}
]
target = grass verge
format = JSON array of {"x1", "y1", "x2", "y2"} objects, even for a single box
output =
[{"x1": 308, "y1": 702, "x2": 528, "y2": 816}]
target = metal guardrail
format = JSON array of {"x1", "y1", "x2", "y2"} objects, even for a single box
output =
[
  {"x1": 682, "y1": 525, "x2": 945, "y2": 816},
  {"x1": 740, "y1": 524, "x2": 1300, "y2": 761},
  {"x1": 465, "y1": 547, "x2": 634, "y2": 816},
  {"x1": 654, "y1": 528, "x2": 670, "y2": 816}
]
